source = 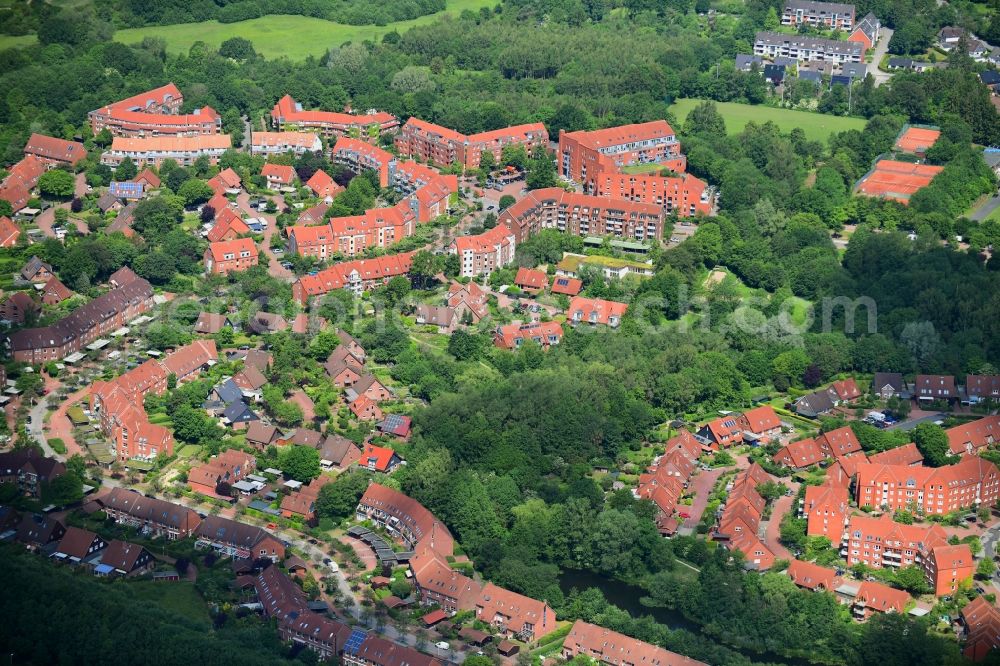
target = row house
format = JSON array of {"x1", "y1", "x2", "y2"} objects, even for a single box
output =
[
  {"x1": 714, "y1": 463, "x2": 776, "y2": 570},
  {"x1": 0, "y1": 155, "x2": 49, "y2": 214},
  {"x1": 102, "y1": 487, "x2": 201, "y2": 539},
  {"x1": 801, "y1": 484, "x2": 850, "y2": 543},
  {"x1": 89, "y1": 84, "x2": 221, "y2": 137},
  {"x1": 754, "y1": 32, "x2": 863, "y2": 63},
  {"x1": 558, "y1": 121, "x2": 684, "y2": 185},
  {"x1": 966, "y1": 375, "x2": 1000, "y2": 402},
  {"x1": 493, "y1": 321, "x2": 564, "y2": 350},
  {"x1": 781, "y1": 0, "x2": 855, "y2": 30},
  {"x1": 499, "y1": 188, "x2": 667, "y2": 244},
  {"x1": 291, "y1": 252, "x2": 415, "y2": 304},
  {"x1": 854, "y1": 457, "x2": 1000, "y2": 514},
  {"x1": 270, "y1": 95, "x2": 399, "y2": 140},
  {"x1": 23, "y1": 133, "x2": 87, "y2": 166},
  {"x1": 194, "y1": 514, "x2": 285, "y2": 561},
  {"x1": 280, "y1": 475, "x2": 333, "y2": 522},
  {"x1": 6, "y1": 269, "x2": 154, "y2": 363},
  {"x1": 188, "y1": 448, "x2": 256, "y2": 497},
  {"x1": 852, "y1": 580, "x2": 911, "y2": 620},
  {"x1": 204, "y1": 237, "x2": 259, "y2": 275},
  {"x1": 450, "y1": 224, "x2": 517, "y2": 278},
  {"x1": 343, "y1": 635, "x2": 440, "y2": 666},
  {"x1": 562, "y1": 620, "x2": 707, "y2": 666},
  {"x1": 567, "y1": 296, "x2": 628, "y2": 327},
  {"x1": 409, "y1": 545, "x2": 482, "y2": 612},
  {"x1": 588, "y1": 172, "x2": 713, "y2": 218},
  {"x1": 476, "y1": 582, "x2": 557, "y2": 642},
  {"x1": 634, "y1": 430, "x2": 701, "y2": 534},
  {"x1": 101, "y1": 135, "x2": 232, "y2": 168},
  {"x1": 947, "y1": 415, "x2": 1000, "y2": 456},
  {"x1": 0, "y1": 448, "x2": 66, "y2": 498},
  {"x1": 331, "y1": 136, "x2": 394, "y2": 187},
  {"x1": 961, "y1": 597, "x2": 1000, "y2": 662},
  {"x1": 395, "y1": 117, "x2": 549, "y2": 169},
  {"x1": 287, "y1": 201, "x2": 416, "y2": 259},
  {"x1": 356, "y1": 483, "x2": 455, "y2": 555},
  {"x1": 250, "y1": 131, "x2": 322, "y2": 156}
]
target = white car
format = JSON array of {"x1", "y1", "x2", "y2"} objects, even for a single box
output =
[
  {"x1": 328, "y1": 561, "x2": 339, "y2": 572},
  {"x1": 435, "y1": 642, "x2": 450, "y2": 651}
]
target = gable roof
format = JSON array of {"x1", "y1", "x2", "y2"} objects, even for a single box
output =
[
  {"x1": 100, "y1": 539, "x2": 150, "y2": 572},
  {"x1": 867, "y1": 443, "x2": 923, "y2": 466},
  {"x1": 24, "y1": 133, "x2": 87, "y2": 165},
  {"x1": 787, "y1": 559, "x2": 838, "y2": 590},
  {"x1": 514, "y1": 267, "x2": 547, "y2": 291},
  {"x1": 739, "y1": 405, "x2": 781, "y2": 433}
]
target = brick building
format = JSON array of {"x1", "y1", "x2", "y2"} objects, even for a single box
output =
[
  {"x1": 450, "y1": 224, "x2": 517, "y2": 278},
  {"x1": 270, "y1": 95, "x2": 399, "y2": 139},
  {"x1": 854, "y1": 457, "x2": 1000, "y2": 514},
  {"x1": 781, "y1": 0, "x2": 855, "y2": 30},
  {"x1": 204, "y1": 237, "x2": 259, "y2": 275},
  {"x1": 558, "y1": 121, "x2": 684, "y2": 184},
  {"x1": 101, "y1": 135, "x2": 232, "y2": 168},
  {"x1": 499, "y1": 188, "x2": 666, "y2": 243},
  {"x1": 89, "y1": 84, "x2": 221, "y2": 137},
  {"x1": 395, "y1": 118, "x2": 549, "y2": 169}
]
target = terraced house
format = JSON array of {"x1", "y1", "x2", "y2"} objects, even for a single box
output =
[
  {"x1": 395, "y1": 118, "x2": 549, "y2": 169},
  {"x1": 102, "y1": 488, "x2": 201, "y2": 539}
]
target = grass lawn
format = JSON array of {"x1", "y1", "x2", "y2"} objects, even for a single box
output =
[
  {"x1": 0, "y1": 0, "x2": 497, "y2": 58},
  {"x1": 128, "y1": 580, "x2": 210, "y2": 626},
  {"x1": 177, "y1": 444, "x2": 202, "y2": 458},
  {"x1": 620, "y1": 162, "x2": 667, "y2": 175},
  {"x1": 668, "y1": 98, "x2": 867, "y2": 144}
]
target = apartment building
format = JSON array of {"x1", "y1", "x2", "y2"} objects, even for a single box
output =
[
  {"x1": 270, "y1": 94, "x2": 399, "y2": 139},
  {"x1": 855, "y1": 457, "x2": 1000, "y2": 514},
  {"x1": 394, "y1": 118, "x2": 549, "y2": 169},
  {"x1": 558, "y1": 121, "x2": 684, "y2": 184},
  {"x1": 754, "y1": 32, "x2": 863, "y2": 63},
  {"x1": 567, "y1": 296, "x2": 628, "y2": 327},
  {"x1": 476, "y1": 582, "x2": 557, "y2": 642},
  {"x1": 101, "y1": 135, "x2": 232, "y2": 168},
  {"x1": 499, "y1": 188, "x2": 666, "y2": 243},
  {"x1": 801, "y1": 484, "x2": 850, "y2": 543},
  {"x1": 89, "y1": 83, "x2": 222, "y2": 137},
  {"x1": 589, "y1": 171, "x2": 712, "y2": 217},
  {"x1": 204, "y1": 237, "x2": 259, "y2": 275},
  {"x1": 291, "y1": 253, "x2": 415, "y2": 304},
  {"x1": 287, "y1": 201, "x2": 416, "y2": 259},
  {"x1": 0, "y1": 155, "x2": 50, "y2": 213},
  {"x1": 562, "y1": 620, "x2": 708, "y2": 666},
  {"x1": 842, "y1": 513, "x2": 947, "y2": 570},
  {"x1": 782, "y1": 0, "x2": 855, "y2": 30},
  {"x1": 493, "y1": 321, "x2": 564, "y2": 350},
  {"x1": 947, "y1": 415, "x2": 1000, "y2": 456},
  {"x1": 923, "y1": 544, "x2": 975, "y2": 597},
  {"x1": 0, "y1": 449, "x2": 66, "y2": 498},
  {"x1": 449, "y1": 224, "x2": 516, "y2": 278},
  {"x1": 250, "y1": 131, "x2": 323, "y2": 156},
  {"x1": 23, "y1": 133, "x2": 87, "y2": 166},
  {"x1": 6, "y1": 269, "x2": 154, "y2": 363},
  {"x1": 331, "y1": 137, "x2": 394, "y2": 187}
]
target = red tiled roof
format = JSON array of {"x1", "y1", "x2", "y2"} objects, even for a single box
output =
[
  {"x1": 947, "y1": 415, "x2": 1000, "y2": 455},
  {"x1": 550, "y1": 276, "x2": 582, "y2": 296},
  {"x1": 774, "y1": 438, "x2": 825, "y2": 469},
  {"x1": 739, "y1": 405, "x2": 781, "y2": 434},
  {"x1": 787, "y1": 559, "x2": 838, "y2": 590},
  {"x1": 0, "y1": 216, "x2": 21, "y2": 247},
  {"x1": 562, "y1": 120, "x2": 676, "y2": 150},
  {"x1": 23, "y1": 133, "x2": 86, "y2": 165},
  {"x1": 567, "y1": 296, "x2": 628, "y2": 325},
  {"x1": 855, "y1": 580, "x2": 911, "y2": 613},
  {"x1": 207, "y1": 237, "x2": 257, "y2": 263},
  {"x1": 261, "y1": 163, "x2": 296, "y2": 184},
  {"x1": 514, "y1": 267, "x2": 547, "y2": 291},
  {"x1": 360, "y1": 443, "x2": 398, "y2": 472},
  {"x1": 867, "y1": 442, "x2": 923, "y2": 466},
  {"x1": 562, "y1": 620, "x2": 706, "y2": 666},
  {"x1": 306, "y1": 169, "x2": 343, "y2": 198}
]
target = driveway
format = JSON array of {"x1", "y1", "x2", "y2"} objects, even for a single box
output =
[
  {"x1": 236, "y1": 191, "x2": 293, "y2": 280},
  {"x1": 870, "y1": 27, "x2": 895, "y2": 87},
  {"x1": 45, "y1": 385, "x2": 90, "y2": 458},
  {"x1": 35, "y1": 173, "x2": 90, "y2": 238},
  {"x1": 681, "y1": 467, "x2": 724, "y2": 530},
  {"x1": 763, "y1": 491, "x2": 796, "y2": 560},
  {"x1": 889, "y1": 411, "x2": 946, "y2": 432}
]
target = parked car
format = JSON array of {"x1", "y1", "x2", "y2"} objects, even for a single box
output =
[{"x1": 435, "y1": 642, "x2": 450, "y2": 651}]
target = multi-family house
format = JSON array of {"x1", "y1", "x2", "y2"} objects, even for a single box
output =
[
  {"x1": 754, "y1": 32, "x2": 863, "y2": 63},
  {"x1": 567, "y1": 296, "x2": 628, "y2": 327},
  {"x1": 291, "y1": 253, "x2": 415, "y2": 304},
  {"x1": 450, "y1": 224, "x2": 517, "y2": 278},
  {"x1": 735, "y1": 405, "x2": 783, "y2": 441},
  {"x1": 194, "y1": 514, "x2": 284, "y2": 561},
  {"x1": 23, "y1": 133, "x2": 87, "y2": 166},
  {"x1": 204, "y1": 237, "x2": 258, "y2": 275},
  {"x1": 331, "y1": 137, "x2": 394, "y2": 187},
  {"x1": 102, "y1": 488, "x2": 201, "y2": 539},
  {"x1": 262, "y1": 163, "x2": 297, "y2": 189},
  {"x1": 250, "y1": 131, "x2": 322, "y2": 156},
  {"x1": 854, "y1": 457, "x2": 1000, "y2": 514},
  {"x1": 188, "y1": 449, "x2": 256, "y2": 497},
  {"x1": 781, "y1": 0, "x2": 855, "y2": 30},
  {"x1": 947, "y1": 415, "x2": 1000, "y2": 456},
  {"x1": 0, "y1": 449, "x2": 66, "y2": 498},
  {"x1": 270, "y1": 95, "x2": 399, "y2": 139},
  {"x1": 558, "y1": 121, "x2": 685, "y2": 185},
  {"x1": 101, "y1": 135, "x2": 232, "y2": 168},
  {"x1": 801, "y1": 484, "x2": 850, "y2": 542},
  {"x1": 561, "y1": 620, "x2": 707, "y2": 666},
  {"x1": 475, "y1": 583, "x2": 557, "y2": 642},
  {"x1": 89, "y1": 84, "x2": 220, "y2": 137},
  {"x1": 493, "y1": 321, "x2": 563, "y2": 350},
  {"x1": 395, "y1": 118, "x2": 548, "y2": 169},
  {"x1": 915, "y1": 374, "x2": 958, "y2": 402}
]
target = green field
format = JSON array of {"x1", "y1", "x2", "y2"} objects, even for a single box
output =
[
  {"x1": 668, "y1": 98, "x2": 867, "y2": 143},
  {"x1": 129, "y1": 580, "x2": 210, "y2": 626},
  {"x1": 0, "y1": 0, "x2": 497, "y2": 58}
]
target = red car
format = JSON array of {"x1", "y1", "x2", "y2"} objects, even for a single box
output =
[{"x1": 677, "y1": 512, "x2": 691, "y2": 519}]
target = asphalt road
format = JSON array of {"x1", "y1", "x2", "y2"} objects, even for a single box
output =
[
  {"x1": 870, "y1": 27, "x2": 895, "y2": 87},
  {"x1": 888, "y1": 412, "x2": 945, "y2": 432},
  {"x1": 971, "y1": 193, "x2": 1000, "y2": 222}
]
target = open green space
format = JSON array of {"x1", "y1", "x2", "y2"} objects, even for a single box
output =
[
  {"x1": 620, "y1": 162, "x2": 667, "y2": 175},
  {"x1": 127, "y1": 580, "x2": 210, "y2": 626},
  {"x1": 0, "y1": 0, "x2": 497, "y2": 58},
  {"x1": 668, "y1": 98, "x2": 867, "y2": 143}
]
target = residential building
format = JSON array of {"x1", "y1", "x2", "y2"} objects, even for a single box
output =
[
  {"x1": 413, "y1": 304, "x2": 458, "y2": 334},
  {"x1": 855, "y1": 457, "x2": 1000, "y2": 514},
  {"x1": 852, "y1": 580, "x2": 911, "y2": 619},
  {"x1": 97, "y1": 539, "x2": 155, "y2": 577},
  {"x1": 787, "y1": 559, "x2": 839, "y2": 591},
  {"x1": 0, "y1": 215, "x2": 21, "y2": 247},
  {"x1": 41, "y1": 276, "x2": 73, "y2": 306},
  {"x1": 562, "y1": 620, "x2": 707, "y2": 666},
  {"x1": 961, "y1": 597, "x2": 1000, "y2": 661},
  {"x1": 715, "y1": 464, "x2": 776, "y2": 570},
  {"x1": 53, "y1": 526, "x2": 107, "y2": 565},
  {"x1": 347, "y1": 375, "x2": 392, "y2": 403},
  {"x1": 0, "y1": 448, "x2": 66, "y2": 497},
  {"x1": 359, "y1": 443, "x2": 402, "y2": 474},
  {"x1": 923, "y1": 543, "x2": 974, "y2": 597},
  {"x1": 331, "y1": 137, "x2": 394, "y2": 187},
  {"x1": 207, "y1": 208, "x2": 251, "y2": 242},
  {"x1": 794, "y1": 390, "x2": 836, "y2": 418},
  {"x1": 16, "y1": 514, "x2": 66, "y2": 548},
  {"x1": 291, "y1": 253, "x2": 415, "y2": 304},
  {"x1": 735, "y1": 405, "x2": 782, "y2": 440},
  {"x1": 20, "y1": 256, "x2": 52, "y2": 283},
  {"x1": 394, "y1": 118, "x2": 549, "y2": 169},
  {"x1": 409, "y1": 544, "x2": 482, "y2": 612},
  {"x1": 89, "y1": 84, "x2": 221, "y2": 137},
  {"x1": 270, "y1": 95, "x2": 399, "y2": 139},
  {"x1": 317, "y1": 435, "x2": 362, "y2": 471},
  {"x1": 447, "y1": 281, "x2": 490, "y2": 322},
  {"x1": 250, "y1": 131, "x2": 323, "y2": 156},
  {"x1": 829, "y1": 378, "x2": 862, "y2": 404},
  {"x1": 101, "y1": 135, "x2": 232, "y2": 168},
  {"x1": 0, "y1": 292, "x2": 38, "y2": 325},
  {"x1": 287, "y1": 201, "x2": 416, "y2": 259},
  {"x1": 493, "y1": 321, "x2": 563, "y2": 350},
  {"x1": 775, "y1": 437, "x2": 826, "y2": 469},
  {"x1": 514, "y1": 267, "x2": 547, "y2": 294},
  {"x1": 262, "y1": 163, "x2": 297, "y2": 189},
  {"x1": 558, "y1": 121, "x2": 684, "y2": 185},
  {"x1": 194, "y1": 312, "x2": 232, "y2": 334},
  {"x1": 566, "y1": 296, "x2": 628, "y2": 327},
  {"x1": 0, "y1": 155, "x2": 49, "y2": 213},
  {"x1": 915, "y1": 374, "x2": 958, "y2": 402},
  {"x1": 816, "y1": 425, "x2": 863, "y2": 459},
  {"x1": 698, "y1": 415, "x2": 744, "y2": 449},
  {"x1": 873, "y1": 372, "x2": 907, "y2": 400},
  {"x1": 966, "y1": 375, "x2": 1000, "y2": 402},
  {"x1": 356, "y1": 483, "x2": 455, "y2": 554},
  {"x1": 635, "y1": 431, "x2": 700, "y2": 532},
  {"x1": 450, "y1": 224, "x2": 516, "y2": 278},
  {"x1": 801, "y1": 484, "x2": 850, "y2": 542},
  {"x1": 499, "y1": 188, "x2": 668, "y2": 244},
  {"x1": 843, "y1": 512, "x2": 948, "y2": 572},
  {"x1": 475, "y1": 582, "x2": 557, "y2": 642},
  {"x1": 102, "y1": 488, "x2": 201, "y2": 539},
  {"x1": 307, "y1": 170, "x2": 343, "y2": 199},
  {"x1": 23, "y1": 133, "x2": 87, "y2": 166},
  {"x1": 205, "y1": 237, "x2": 258, "y2": 275},
  {"x1": 550, "y1": 276, "x2": 583, "y2": 296},
  {"x1": 754, "y1": 32, "x2": 863, "y2": 63},
  {"x1": 280, "y1": 476, "x2": 332, "y2": 522},
  {"x1": 947, "y1": 415, "x2": 1000, "y2": 456},
  {"x1": 781, "y1": 0, "x2": 855, "y2": 30},
  {"x1": 194, "y1": 514, "x2": 284, "y2": 561},
  {"x1": 848, "y1": 13, "x2": 881, "y2": 51},
  {"x1": 208, "y1": 167, "x2": 242, "y2": 194},
  {"x1": 868, "y1": 443, "x2": 923, "y2": 466},
  {"x1": 325, "y1": 346, "x2": 364, "y2": 386},
  {"x1": 188, "y1": 449, "x2": 256, "y2": 497},
  {"x1": 7, "y1": 270, "x2": 154, "y2": 363}
]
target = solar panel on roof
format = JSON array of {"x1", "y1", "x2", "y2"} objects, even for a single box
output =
[{"x1": 345, "y1": 629, "x2": 367, "y2": 654}]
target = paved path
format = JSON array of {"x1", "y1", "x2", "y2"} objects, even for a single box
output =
[
  {"x1": 971, "y1": 193, "x2": 1000, "y2": 221},
  {"x1": 35, "y1": 173, "x2": 89, "y2": 238},
  {"x1": 889, "y1": 411, "x2": 945, "y2": 432},
  {"x1": 870, "y1": 27, "x2": 895, "y2": 87},
  {"x1": 45, "y1": 385, "x2": 90, "y2": 459},
  {"x1": 763, "y1": 492, "x2": 796, "y2": 560},
  {"x1": 236, "y1": 191, "x2": 292, "y2": 280},
  {"x1": 681, "y1": 467, "x2": 724, "y2": 530}
]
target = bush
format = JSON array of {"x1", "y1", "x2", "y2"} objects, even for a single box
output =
[{"x1": 49, "y1": 438, "x2": 67, "y2": 454}]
